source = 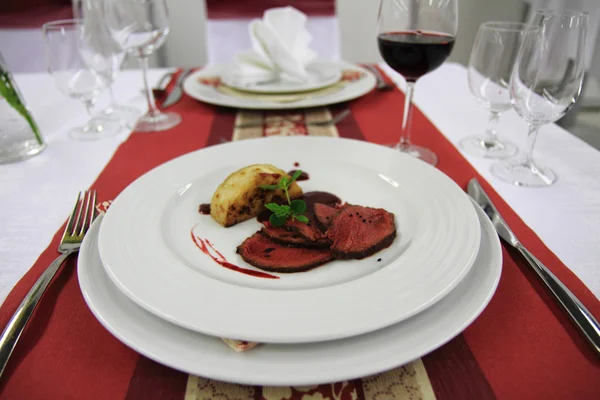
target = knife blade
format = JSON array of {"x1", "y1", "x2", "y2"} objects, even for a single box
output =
[
  {"x1": 161, "y1": 68, "x2": 193, "y2": 108},
  {"x1": 467, "y1": 178, "x2": 600, "y2": 356}
]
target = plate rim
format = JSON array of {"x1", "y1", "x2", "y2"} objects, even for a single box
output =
[
  {"x1": 182, "y1": 60, "x2": 376, "y2": 109},
  {"x1": 78, "y1": 200, "x2": 501, "y2": 386},
  {"x1": 97, "y1": 136, "x2": 482, "y2": 343},
  {"x1": 221, "y1": 59, "x2": 343, "y2": 94}
]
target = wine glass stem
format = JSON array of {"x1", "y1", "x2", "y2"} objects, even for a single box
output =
[
  {"x1": 525, "y1": 123, "x2": 541, "y2": 167},
  {"x1": 485, "y1": 111, "x2": 500, "y2": 143},
  {"x1": 107, "y1": 84, "x2": 117, "y2": 108},
  {"x1": 83, "y1": 99, "x2": 95, "y2": 117},
  {"x1": 139, "y1": 56, "x2": 160, "y2": 117},
  {"x1": 399, "y1": 82, "x2": 415, "y2": 148}
]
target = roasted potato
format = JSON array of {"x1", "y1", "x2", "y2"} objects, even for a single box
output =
[{"x1": 210, "y1": 164, "x2": 303, "y2": 227}]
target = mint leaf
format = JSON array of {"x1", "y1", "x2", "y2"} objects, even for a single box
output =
[
  {"x1": 279, "y1": 176, "x2": 288, "y2": 190},
  {"x1": 294, "y1": 215, "x2": 309, "y2": 223},
  {"x1": 265, "y1": 203, "x2": 290, "y2": 216},
  {"x1": 289, "y1": 199, "x2": 306, "y2": 214},
  {"x1": 269, "y1": 214, "x2": 287, "y2": 227},
  {"x1": 259, "y1": 184, "x2": 279, "y2": 190},
  {"x1": 289, "y1": 170, "x2": 303, "y2": 186}
]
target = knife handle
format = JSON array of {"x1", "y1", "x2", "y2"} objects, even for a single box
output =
[{"x1": 517, "y1": 246, "x2": 600, "y2": 355}]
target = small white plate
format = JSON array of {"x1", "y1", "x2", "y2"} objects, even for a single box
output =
[
  {"x1": 221, "y1": 60, "x2": 342, "y2": 94},
  {"x1": 183, "y1": 61, "x2": 376, "y2": 110},
  {"x1": 97, "y1": 137, "x2": 481, "y2": 343},
  {"x1": 78, "y1": 201, "x2": 501, "y2": 386}
]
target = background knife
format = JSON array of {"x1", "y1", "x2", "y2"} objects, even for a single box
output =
[
  {"x1": 467, "y1": 178, "x2": 600, "y2": 356},
  {"x1": 161, "y1": 68, "x2": 193, "y2": 108}
]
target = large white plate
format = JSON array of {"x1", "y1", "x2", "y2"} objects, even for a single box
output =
[
  {"x1": 183, "y1": 61, "x2": 376, "y2": 109},
  {"x1": 79, "y1": 202, "x2": 501, "y2": 386},
  {"x1": 221, "y1": 60, "x2": 342, "y2": 94},
  {"x1": 98, "y1": 137, "x2": 481, "y2": 343}
]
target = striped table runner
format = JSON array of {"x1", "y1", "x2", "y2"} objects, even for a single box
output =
[{"x1": 0, "y1": 69, "x2": 598, "y2": 400}]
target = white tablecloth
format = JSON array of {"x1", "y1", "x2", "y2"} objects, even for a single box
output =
[{"x1": 1, "y1": 64, "x2": 599, "y2": 307}]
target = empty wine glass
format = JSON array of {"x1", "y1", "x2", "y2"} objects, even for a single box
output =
[
  {"x1": 459, "y1": 22, "x2": 526, "y2": 158},
  {"x1": 103, "y1": 0, "x2": 181, "y2": 132},
  {"x1": 377, "y1": 0, "x2": 458, "y2": 166},
  {"x1": 74, "y1": 0, "x2": 141, "y2": 127},
  {"x1": 42, "y1": 19, "x2": 121, "y2": 140},
  {"x1": 491, "y1": 10, "x2": 588, "y2": 187}
]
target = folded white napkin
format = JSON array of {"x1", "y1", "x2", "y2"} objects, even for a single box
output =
[{"x1": 229, "y1": 7, "x2": 318, "y2": 84}]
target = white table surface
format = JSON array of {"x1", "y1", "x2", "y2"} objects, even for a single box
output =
[{"x1": 1, "y1": 64, "x2": 599, "y2": 307}]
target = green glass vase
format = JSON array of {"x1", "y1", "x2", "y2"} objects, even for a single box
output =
[{"x1": 0, "y1": 52, "x2": 46, "y2": 164}]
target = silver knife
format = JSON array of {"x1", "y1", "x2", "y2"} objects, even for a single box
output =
[
  {"x1": 467, "y1": 178, "x2": 600, "y2": 356},
  {"x1": 161, "y1": 68, "x2": 193, "y2": 108}
]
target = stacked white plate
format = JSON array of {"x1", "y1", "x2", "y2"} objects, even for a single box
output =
[
  {"x1": 78, "y1": 136, "x2": 502, "y2": 386},
  {"x1": 182, "y1": 60, "x2": 377, "y2": 110}
]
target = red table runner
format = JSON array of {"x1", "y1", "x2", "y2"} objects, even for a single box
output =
[{"x1": 1, "y1": 69, "x2": 599, "y2": 400}]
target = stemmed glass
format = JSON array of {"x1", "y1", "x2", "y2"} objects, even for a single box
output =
[
  {"x1": 491, "y1": 10, "x2": 588, "y2": 187},
  {"x1": 459, "y1": 22, "x2": 526, "y2": 158},
  {"x1": 102, "y1": 0, "x2": 181, "y2": 132},
  {"x1": 377, "y1": 0, "x2": 458, "y2": 166},
  {"x1": 74, "y1": 0, "x2": 141, "y2": 127},
  {"x1": 42, "y1": 19, "x2": 121, "y2": 140}
]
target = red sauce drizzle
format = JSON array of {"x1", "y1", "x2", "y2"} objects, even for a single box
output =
[
  {"x1": 190, "y1": 230, "x2": 279, "y2": 279},
  {"x1": 198, "y1": 203, "x2": 211, "y2": 214},
  {"x1": 293, "y1": 162, "x2": 300, "y2": 167}
]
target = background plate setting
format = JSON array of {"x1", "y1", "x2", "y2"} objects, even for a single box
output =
[{"x1": 183, "y1": 60, "x2": 376, "y2": 109}]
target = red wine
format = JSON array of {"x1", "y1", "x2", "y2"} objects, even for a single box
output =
[{"x1": 378, "y1": 31, "x2": 455, "y2": 82}]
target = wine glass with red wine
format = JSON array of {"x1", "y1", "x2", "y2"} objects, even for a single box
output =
[{"x1": 377, "y1": 0, "x2": 458, "y2": 165}]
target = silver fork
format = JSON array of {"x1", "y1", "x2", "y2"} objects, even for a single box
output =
[
  {"x1": 364, "y1": 65, "x2": 395, "y2": 91},
  {"x1": 0, "y1": 190, "x2": 97, "y2": 378}
]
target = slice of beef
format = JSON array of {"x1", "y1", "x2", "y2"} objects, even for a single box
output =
[
  {"x1": 237, "y1": 232, "x2": 334, "y2": 273},
  {"x1": 327, "y1": 205, "x2": 396, "y2": 259},
  {"x1": 314, "y1": 203, "x2": 349, "y2": 231},
  {"x1": 284, "y1": 217, "x2": 327, "y2": 241},
  {"x1": 260, "y1": 223, "x2": 330, "y2": 248},
  {"x1": 260, "y1": 216, "x2": 330, "y2": 244}
]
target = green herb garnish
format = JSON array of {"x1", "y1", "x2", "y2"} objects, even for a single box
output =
[{"x1": 260, "y1": 170, "x2": 307, "y2": 226}]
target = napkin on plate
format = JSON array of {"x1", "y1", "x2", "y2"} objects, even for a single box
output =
[{"x1": 228, "y1": 6, "x2": 318, "y2": 85}]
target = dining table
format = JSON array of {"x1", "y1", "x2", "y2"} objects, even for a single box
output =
[{"x1": 0, "y1": 62, "x2": 599, "y2": 400}]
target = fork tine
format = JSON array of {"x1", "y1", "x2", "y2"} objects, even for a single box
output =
[
  {"x1": 86, "y1": 190, "x2": 97, "y2": 233},
  {"x1": 78, "y1": 191, "x2": 92, "y2": 236},
  {"x1": 70, "y1": 191, "x2": 85, "y2": 236},
  {"x1": 63, "y1": 192, "x2": 81, "y2": 241}
]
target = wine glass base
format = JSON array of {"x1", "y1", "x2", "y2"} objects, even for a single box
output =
[
  {"x1": 490, "y1": 159, "x2": 556, "y2": 187},
  {"x1": 69, "y1": 118, "x2": 122, "y2": 141},
  {"x1": 387, "y1": 143, "x2": 438, "y2": 166},
  {"x1": 135, "y1": 111, "x2": 181, "y2": 132},
  {"x1": 101, "y1": 104, "x2": 142, "y2": 128},
  {"x1": 459, "y1": 135, "x2": 517, "y2": 159}
]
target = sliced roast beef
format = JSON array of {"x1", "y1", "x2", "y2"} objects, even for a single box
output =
[
  {"x1": 314, "y1": 203, "x2": 349, "y2": 231},
  {"x1": 260, "y1": 216, "x2": 329, "y2": 243},
  {"x1": 284, "y1": 217, "x2": 327, "y2": 241},
  {"x1": 260, "y1": 223, "x2": 330, "y2": 248},
  {"x1": 237, "y1": 232, "x2": 334, "y2": 273},
  {"x1": 327, "y1": 205, "x2": 396, "y2": 259}
]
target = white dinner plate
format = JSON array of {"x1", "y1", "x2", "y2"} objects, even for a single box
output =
[
  {"x1": 98, "y1": 137, "x2": 481, "y2": 343},
  {"x1": 221, "y1": 60, "x2": 342, "y2": 94},
  {"x1": 79, "y1": 202, "x2": 501, "y2": 386},
  {"x1": 183, "y1": 61, "x2": 376, "y2": 109}
]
